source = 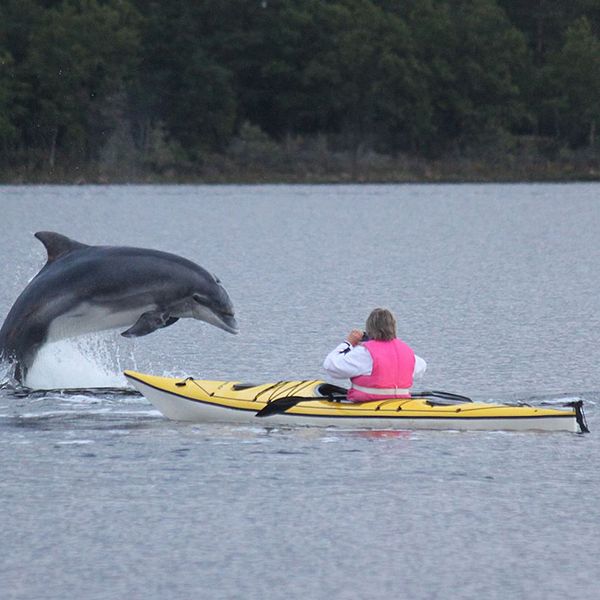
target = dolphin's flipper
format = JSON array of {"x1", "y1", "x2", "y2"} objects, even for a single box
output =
[
  {"x1": 120, "y1": 311, "x2": 178, "y2": 338},
  {"x1": 35, "y1": 231, "x2": 89, "y2": 263}
]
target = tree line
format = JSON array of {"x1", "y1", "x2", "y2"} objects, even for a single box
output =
[{"x1": 1, "y1": 0, "x2": 599, "y2": 180}]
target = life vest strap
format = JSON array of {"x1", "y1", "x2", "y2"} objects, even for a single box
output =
[{"x1": 350, "y1": 383, "x2": 410, "y2": 396}]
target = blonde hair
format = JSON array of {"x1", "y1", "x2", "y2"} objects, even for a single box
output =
[{"x1": 365, "y1": 308, "x2": 397, "y2": 341}]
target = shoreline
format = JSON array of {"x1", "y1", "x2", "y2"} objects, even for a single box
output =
[
  {"x1": 3, "y1": 144, "x2": 599, "y2": 185},
  {"x1": 2, "y1": 172, "x2": 598, "y2": 185},
  {"x1": 3, "y1": 166, "x2": 599, "y2": 185}
]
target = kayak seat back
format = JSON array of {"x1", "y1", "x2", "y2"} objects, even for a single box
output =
[{"x1": 317, "y1": 383, "x2": 348, "y2": 402}]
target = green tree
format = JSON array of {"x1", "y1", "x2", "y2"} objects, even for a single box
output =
[
  {"x1": 427, "y1": 0, "x2": 527, "y2": 150},
  {"x1": 385, "y1": 0, "x2": 529, "y2": 153},
  {"x1": 300, "y1": 0, "x2": 427, "y2": 156},
  {"x1": 22, "y1": 0, "x2": 141, "y2": 167},
  {"x1": 0, "y1": 1, "x2": 42, "y2": 164},
  {"x1": 133, "y1": 0, "x2": 237, "y2": 156},
  {"x1": 0, "y1": 50, "x2": 18, "y2": 152},
  {"x1": 232, "y1": 0, "x2": 316, "y2": 138},
  {"x1": 544, "y1": 17, "x2": 600, "y2": 146},
  {"x1": 401, "y1": 0, "x2": 457, "y2": 153},
  {"x1": 498, "y1": 0, "x2": 600, "y2": 63}
]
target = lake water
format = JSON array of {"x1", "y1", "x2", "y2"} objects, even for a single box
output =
[{"x1": 0, "y1": 184, "x2": 598, "y2": 599}]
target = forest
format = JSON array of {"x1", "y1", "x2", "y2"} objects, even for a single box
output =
[{"x1": 1, "y1": 0, "x2": 599, "y2": 182}]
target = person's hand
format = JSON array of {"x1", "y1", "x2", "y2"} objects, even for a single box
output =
[{"x1": 346, "y1": 329, "x2": 364, "y2": 347}]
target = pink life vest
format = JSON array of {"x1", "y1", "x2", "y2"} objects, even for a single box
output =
[{"x1": 347, "y1": 339, "x2": 416, "y2": 402}]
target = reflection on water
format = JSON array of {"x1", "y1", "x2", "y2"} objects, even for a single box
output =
[{"x1": 349, "y1": 429, "x2": 413, "y2": 440}]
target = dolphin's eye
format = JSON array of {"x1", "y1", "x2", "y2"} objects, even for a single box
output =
[{"x1": 193, "y1": 293, "x2": 208, "y2": 304}]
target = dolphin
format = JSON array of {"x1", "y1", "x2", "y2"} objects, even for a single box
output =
[{"x1": 0, "y1": 231, "x2": 238, "y2": 383}]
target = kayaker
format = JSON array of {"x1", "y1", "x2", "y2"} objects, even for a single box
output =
[{"x1": 323, "y1": 307, "x2": 426, "y2": 402}]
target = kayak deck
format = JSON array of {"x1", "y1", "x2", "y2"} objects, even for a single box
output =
[{"x1": 123, "y1": 371, "x2": 588, "y2": 433}]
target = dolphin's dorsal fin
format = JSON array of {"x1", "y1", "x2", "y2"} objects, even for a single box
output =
[{"x1": 34, "y1": 231, "x2": 89, "y2": 263}]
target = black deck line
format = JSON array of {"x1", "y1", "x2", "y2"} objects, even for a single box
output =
[{"x1": 124, "y1": 374, "x2": 577, "y2": 422}]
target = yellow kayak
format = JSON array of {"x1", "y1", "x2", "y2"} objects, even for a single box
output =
[{"x1": 124, "y1": 371, "x2": 588, "y2": 433}]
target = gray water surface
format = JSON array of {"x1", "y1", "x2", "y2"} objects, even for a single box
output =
[{"x1": 0, "y1": 184, "x2": 598, "y2": 599}]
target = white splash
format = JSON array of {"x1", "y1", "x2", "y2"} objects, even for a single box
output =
[{"x1": 24, "y1": 333, "x2": 133, "y2": 389}]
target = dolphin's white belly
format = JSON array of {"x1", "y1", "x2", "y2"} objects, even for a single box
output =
[{"x1": 47, "y1": 303, "x2": 155, "y2": 342}]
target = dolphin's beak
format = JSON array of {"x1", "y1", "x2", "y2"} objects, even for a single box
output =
[
  {"x1": 216, "y1": 313, "x2": 239, "y2": 334},
  {"x1": 192, "y1": 302, "x2": 239, "y2": 334}
]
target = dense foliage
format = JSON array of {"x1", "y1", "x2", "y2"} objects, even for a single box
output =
[{"x1": 0, "y1": 0, "x2": 599, "y2": 178}]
